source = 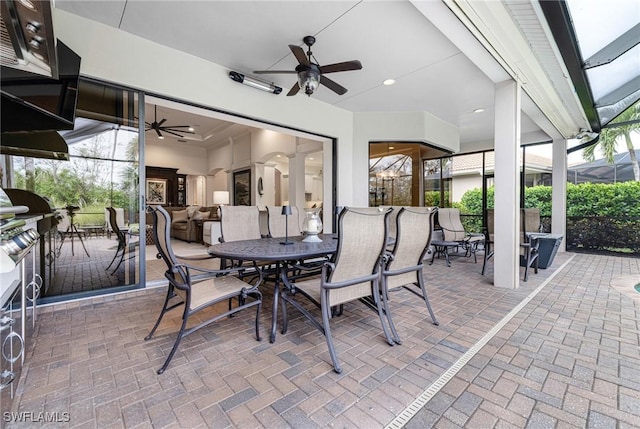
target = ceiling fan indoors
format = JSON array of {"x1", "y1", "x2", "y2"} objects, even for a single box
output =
[
  {"x1": 254, "y1": 35, "x2": 362, "y2": 97},
  {"x1": 145, "y1": 105, "x2": 194, "y2": 139}
]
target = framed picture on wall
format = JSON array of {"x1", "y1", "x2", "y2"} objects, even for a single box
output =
[
  {"x1": 233, "y1": 169, "x2": 251, "y2": 206},
  {"x1": 146, "y1": 179, "x2": 167, "y2": 205}
]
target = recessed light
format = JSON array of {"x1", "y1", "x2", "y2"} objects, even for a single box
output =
[
  {"x1": 388, "y1": 146, "x2": 395, "y2": 150},
  {"x1": 383, "y1": 79, "x2": 396, "y2": 86},
  {"x1": 188, "y1": 126, "x2": 194, "y2": 132},
  {"x1": 308, "y1": 157, "x2": 314, "y2": 160},
  {"x1": 158, "y1": 135, "x2": 164, "y2": 140},
  {"x1": 473, "y1": 108, "x2": 485, "y2": 113},
  {"x1": 276, "y1": 154, "x2": 281, "y2": 158}
]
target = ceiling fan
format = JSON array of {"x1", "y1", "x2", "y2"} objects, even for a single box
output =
[
  {"x1": 145, "y1": 105, "x2": 194, "y2": 139},
  {"x1": 254, "y1": 35, "x2": 362, "y2": 97}
]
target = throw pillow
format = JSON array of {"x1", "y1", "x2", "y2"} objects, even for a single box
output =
[
  {"x1": 186, "y1": 205, "x2": 200, "y2": 218},
  {"x1": 172, "y1": 209, "x2": 188, "y2": 223},
  {"x1": 193, "y1": 211, "x2": 210, "y2": 220}
]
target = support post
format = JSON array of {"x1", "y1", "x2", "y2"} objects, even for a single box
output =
[{"x1": 493, "y1": 80, "x2": 521, "y2": 289}]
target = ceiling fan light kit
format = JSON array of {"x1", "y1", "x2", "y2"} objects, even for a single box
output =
[
  {"x1": 254, "y1": 35, "x2": 362, "y2": 97},
  {"x1": 229, "y1": 71, "x2": 282, "y2": 94}
]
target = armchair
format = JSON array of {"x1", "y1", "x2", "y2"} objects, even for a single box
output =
[{"x1": 145, "y1": 205, "x2": 262, "y2": 374}]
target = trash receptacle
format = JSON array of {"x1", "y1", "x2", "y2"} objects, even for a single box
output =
[{"x1": 531, "y1": 233, "x2": 563, "y2": 269}]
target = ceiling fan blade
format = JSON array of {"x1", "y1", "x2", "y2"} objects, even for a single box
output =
[
  {"x1": 163, "y1": 127, "x2": 195, "y2": 134},
  {"x1": 287, "y1": 82, "x2": 300, "y2": 96},
  {"x1": 289, "y1": 45, "x2": 310, "y2": 66},
  {"x1": 157, "y1": 118, "x2": 167, "y2": 127},
  {"x1": 254, "y1": 70, "x2": 297, "y2": 74},
  {"x1": 320, "y1": 75, "x2": 347, "y2": 95},
  {"x1": 161, "y1": 129, "x2": 187, "y2": 138},
  {"x1": 319, "y1": 60, "x2": 362, "y2": 74},
  {"x1": 154, "y1": 128, "x2": 163, "y2": 138}
]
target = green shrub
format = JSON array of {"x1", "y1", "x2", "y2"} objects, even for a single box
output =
[{"x1": 456, "y1": 181, "x2": 640, "y2": 254}]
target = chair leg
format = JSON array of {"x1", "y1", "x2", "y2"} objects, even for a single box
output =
[
  {"x1": 321, "y1": 291, "x2": 342, "y2": 374},
  {"x1": 110, "y1": 246, "x2": 126, "y2": 275},
  {"x1": 372, "y1": 283, "x2": 395, "y2": 346},
  {"x1": 145, "y1": 286, "x2": 174, "y2": 341},
  {"x1": 380, "y1": 280, "x2": 402, "y2": 345},
  {"x1": 523, "y1": 249, "x2": 531, "y2": 282},
  {"x1": 481, "y1": 242, "x2": 491, "y2": 275},
  {"x1": 157, "y1": 305, "x2": 190, "y2": 375},
  {"x1": 253, "y1": 291, "x2": 262, "y2": 341},
  {"x1": 105, "y1": 247, "x2": 120, "y2": 270},
  {"x1": 417, "y1": 276, "x2": 439, "y2": 326},
  {"x1": 280, "y1": 284, "x2": 289, "y2": 335}
]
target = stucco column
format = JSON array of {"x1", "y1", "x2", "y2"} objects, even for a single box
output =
[
  {"x1": 288, "y1": 152, "x2": 306, "y2": 212},
  {"x1": 493, "y1": 80, "x2": 521, "y2": 289},
  {"x1": 552, "y1": 138, "x2": 567, "y2": 251}
]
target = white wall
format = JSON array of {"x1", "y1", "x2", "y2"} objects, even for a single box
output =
[
  {"x1": 55, "y1": 10, "x2": 461, "y2": 209},
  {"x1": 146, "y1": 141, "x2": 208, "y2": 175}
]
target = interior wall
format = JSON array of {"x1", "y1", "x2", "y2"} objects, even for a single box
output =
[{"x1": 145, "y1": 141, "x2": 208, "y2": 176}]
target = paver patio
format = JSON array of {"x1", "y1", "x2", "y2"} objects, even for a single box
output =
[{"x1": 7, "y1": 251, "x2": 639, "y2": 428}]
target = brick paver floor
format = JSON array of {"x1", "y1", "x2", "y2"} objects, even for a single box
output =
[
  {"x1": 7, "y1": 251, "x2": 639, "y2": 428},
  {"x1": 405, "y1": 253, "x2": 640, "y2": 428}
]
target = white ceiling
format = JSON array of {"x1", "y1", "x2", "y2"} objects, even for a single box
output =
[{"x1": 56, "y1": 0, "x2": 557, "y2": 149}]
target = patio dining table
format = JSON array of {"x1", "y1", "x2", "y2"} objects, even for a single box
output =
[{"x1": 207, "y1": 234, "x2": 337, "y2": 342}]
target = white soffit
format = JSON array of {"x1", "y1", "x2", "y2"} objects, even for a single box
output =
[{"x1": 444, "y1": 0, "x2": 589, "y2": 139}]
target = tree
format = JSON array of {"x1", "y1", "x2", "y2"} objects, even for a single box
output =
[{"x1": 583, "y1": 102, "x2": 640, "y2": 181}]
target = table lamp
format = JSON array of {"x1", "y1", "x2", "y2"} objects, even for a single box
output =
[
  {"x1": 213, "y1": 191, "x2": 230, "y2": 205},
  {"x1": 281, "y1": 205, "x2": 293, "y2": 245}
]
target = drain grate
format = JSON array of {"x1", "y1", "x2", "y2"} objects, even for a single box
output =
[{"x1": 385, "y1": 255, "x2": 576, "y2": 429}]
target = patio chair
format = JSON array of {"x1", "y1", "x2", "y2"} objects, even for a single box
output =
[
  {"x1": 105, "y1": 206, "x2": 135, "y2": 275},
  {"x1": 481, "y1": 208, "x2": 541, "y2": 281},
  {"x1": 437, "y1": 208, "x2": 484, "y2": 262},
  {"x1": 381, "y1": 207, "x2": 439, "y2": 344},
  {"x1": 145, "y1": 205, "x2": 263, "y2": 374},
  {"x1": 219, "y1": 205, "x2": 262, "y2": 242},
  {"x1": 279, "y1": 207, "x2": 394, "y2": 373},
  {"x1": 520, "y1": 208, "x2": 541, "y2": 281},
  {"x1": 266, "y1": 205, "x2": 302, "y2": 238},
  {"x1": 104, "y1": 207, "x2": 128, "y2": 239}
]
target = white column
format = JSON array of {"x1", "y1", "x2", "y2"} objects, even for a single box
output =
[
  {"x1": 288, "y1": 153, "x2": 306, "y2": 212},
  {"x1": 493, "y1": 80, "x2": 521, "y2": 289},
  {"x1": 552, "y1": 138, "x2": 567, "y2": 252}
]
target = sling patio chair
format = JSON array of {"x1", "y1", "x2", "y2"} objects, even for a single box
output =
[
  {"x1": 218, "y1": 205, "x2": 271, "y2": 275},
  {"x1": 145, "y1": 205, "x2": 263, "y2": 374},
  {"x1": 437, "y1": 208, "x2": 484, "y2": 263},
  {"x1": 278, "y1": 207, "x2": 394, "y2": 373},
  {"x1": 381, "y1": 206, "x2": 439, "y2": 344},
  {"x1": 105, "y1": 206, "x2": 136, "y2": 275},
  {"x1": 266, "y1": 205, "x2": 302, "y2": 239},
  {"x1": 481, "y1": 208, "x2": 541, "y2": 281}
]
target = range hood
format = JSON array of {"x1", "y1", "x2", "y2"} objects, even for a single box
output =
[
  {"x1": 0, "y1": 130, "x2": 69, "y2": 160},
  {"x1": 0, "y1": 0, "x2": 58, "y2": 78},
  {"x1": 1, "y1": 0, "x2": 80, "y2": 161}
]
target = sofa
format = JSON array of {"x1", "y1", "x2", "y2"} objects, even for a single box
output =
[{"x1": 146, "y1": 205, "x2": 220, "y2": 242}]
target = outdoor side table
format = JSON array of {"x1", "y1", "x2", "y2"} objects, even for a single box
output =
[{"x1": 429, "y1": 240, "x2": 460, "y2": 267}]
